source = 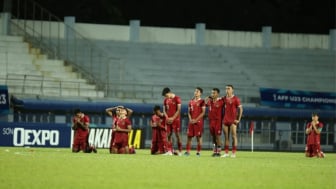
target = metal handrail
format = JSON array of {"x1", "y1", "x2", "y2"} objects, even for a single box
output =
[{"x1": 7, "y1": 0, "x2": 122, "y2": 96}]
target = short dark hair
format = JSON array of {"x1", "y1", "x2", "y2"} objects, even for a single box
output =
[
  {"x1": 226, "y1": 84, "x2": 234, "y2": 89},
  {"x1": 153, "y1": 105, "x2": 161, "y2": 112},
  {"x1": 162, "y1": 87, "x2": 171, "y2": 96},
  {"x1": 312, "y1": 112, "x2": 319, "y2": 116},
  {"x1": 74, "y1": 108, "x2": 81, "y2": 114},
  {"x1": 196, "y1": 87, "x2": 203, "y2": 94},
  {"x1": 213, "y1": 88, "x2": 220, "y2": 94}
]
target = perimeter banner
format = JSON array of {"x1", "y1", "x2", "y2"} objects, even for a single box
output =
[
  {"x1": 86, "y1": 128, "x2": 143, "y2": 149},
  {"x1": 0, "y1": 122, "x2": 144, "y2": 149},
  {"x1": 260, "y1": 88, "x2": 336, "y2": 110},
  {"x1": 0, "y1": 123, "x2": 71, "y2": 147}
]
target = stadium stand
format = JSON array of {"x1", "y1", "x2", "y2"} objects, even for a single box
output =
[
  {"x1": 20, "y1": 36, "x2": 333, "y2": 107},
  {"x1": 0, "y1": 35, "x2": 104, "y2": 98},
  {"x1": 79, "y1": 40, "x2": 335, "y2": 105}
]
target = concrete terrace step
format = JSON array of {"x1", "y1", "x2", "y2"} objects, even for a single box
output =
[
  {"x1": 0, "y1": 35, "x2": 24, "y2": 42},
  {"x1": 0, "y1": 35, "x2": 104, "y2": 99},
  {"x1": 42, "y1": 80, "x2": 96, "y2": 90},
  {"x1": 0, "y1": 46, "x2": 30, "y2": 54},
  {"x1": 0, "y1": 52, "x2": 35, "y2": 63},
  {"x1": 8, "y1": 86, "x2": 104, "y2": 98},
  {"x1": 34, "y1": 60, "x2": 68, "y2": 69}
]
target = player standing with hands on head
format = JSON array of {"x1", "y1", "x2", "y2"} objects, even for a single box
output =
[
  {"x1": 184, "y1": 87, "x2": 206, "y2": 157},
  {"x1": 305, "y1": 112, "x2": 325, "y2": 158},
  {"x1": 205, "y1": 88, "x2": 224, "y2": 157},
  {"x1": 71, "y1": 109, "x2": 97, "y2": 153},
  {"x1": 162, "y1": 87, "x2": 183, "y2": 156},
  {"x1": 221, "y1": 85, "x2": 243, "y2": 158}
]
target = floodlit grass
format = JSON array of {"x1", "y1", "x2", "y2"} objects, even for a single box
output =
[{"x1": 0, "y1": 147, "x2": 335, "y2": 189}]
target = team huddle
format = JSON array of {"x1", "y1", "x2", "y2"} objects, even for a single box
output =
[{"x1": 71, "y1": 85, "x2": 324, "y2": 158}]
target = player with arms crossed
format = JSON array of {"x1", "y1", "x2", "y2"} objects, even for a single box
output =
[{"x1": 221, "y1": 85, "x2": 243, "y2": 158}]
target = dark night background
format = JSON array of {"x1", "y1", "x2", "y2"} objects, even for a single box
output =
[{"x1": 23, "y1": 0, "x2": 336, "y2": 34}]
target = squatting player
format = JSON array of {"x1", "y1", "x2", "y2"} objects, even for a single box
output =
[{"x1": 150, "y1": 105, "x2": 168, "y2": 154}]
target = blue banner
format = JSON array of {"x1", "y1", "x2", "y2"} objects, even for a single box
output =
[
  {"x1": 0, "y1": 85, "x2": 9, "y2": 115},
  {"x1": 0, "y1": 122, "x2": 71, "y2": 147},
  {"x1": 260, "y1": 88, "x2": 336, "y2": 110},
  {"x1": 1, "y1": 122, "x2": 144, "y2": 149}
]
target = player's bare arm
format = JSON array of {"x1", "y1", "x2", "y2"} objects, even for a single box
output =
[
  {"x1": 306, "y1": 124, "x2": 312, "y2": 134},
  {"x1": 116, "y1": 125, "x2": 132, "y2": 132},
  {"x1": 234, "y1": 105, "x2": 243, "y2": 124},
  {"x1": 105, "y1": 106, "x2": 122, "y2": 116},
  {"x1": 150, "y1": 120, "x2": 157, "y2": 127},
  {"x1": 71, "y1": 122, "x2": 77, "y2": 130},
  {"x1": 126, "y1": 108, "x2": 133, "y2": 118},
  {"x1": 170, "y1": 104, "x2": 181, "y2": 121},
  {"x1": 193, "y1": 106, "x2": 206, "y2": 123},
  {"x1": 77, "y1": 121, "x2": 89, "y2": 130}
]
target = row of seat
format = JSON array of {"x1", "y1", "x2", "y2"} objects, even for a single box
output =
[
  {"x1": 3, "y1": 35, "x2": 334, "y2": 104},
  {"x1": 90, "y1": 40, "x2": 335, "y2": 104},
  {"x1": 0, "y1": 35, "x2": 105, "y2": 98}
]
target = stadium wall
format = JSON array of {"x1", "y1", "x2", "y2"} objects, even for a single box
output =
[{"x1": 3, "y1": 18, "x2": 331, "y2": 49}]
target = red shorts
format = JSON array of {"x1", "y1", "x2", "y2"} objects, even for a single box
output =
[
  {"x1": 305, "y1": 144, "x2": 321, "y2": 157},
  {"x1": 151, "y1": 128, "x2": 160, "y2": 142},
  {"x1": 72, "y1": 135, "x2": 88, "y2": 152},
  {"x1": 112, "y1": 134, "x2": 128, "y2": 151},
  {"x1": 166, "y1": 119, "x2": 181, "y2": 134},
  {"x1": 209, "y1": 119, "x2": 222, "y2": 136},
  {"x1": 223, "y1": 121, "x2": 236, "y2": 127},
  {"x1": 187, "y1": 121, "x2": 203, "y2": 137}
]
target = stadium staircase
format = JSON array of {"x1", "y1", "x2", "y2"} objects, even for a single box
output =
[{"x1": 0, "y1": 35, "x2": 104, "y2": 99}]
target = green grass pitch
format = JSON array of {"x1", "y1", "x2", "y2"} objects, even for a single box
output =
[{"x1": 0, "y1": 147, "x2": 335, "y2": 189}]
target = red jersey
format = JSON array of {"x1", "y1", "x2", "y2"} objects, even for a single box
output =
[
  {"x1": 151, "y1": 114, "x2": 165, "y2": 129},
  {"x1": 188, "y1": 98, "x2": 205, "y2": 119},
  {"x1": 72, "y1": 115, "x2": 90, "y2": 138},
  {"x1": 151, "y1": 114, "x2": 161, "y2": 125},
  {"x1": 222, "y1": 95, "x2": 241, "y2": 123},
  {"x1": 163, "y1": 95, "x2": 182, "y2": 119},
  {"x1": 206, "y1": 97, "x2": 224, "y2": 120},
  {"x1": 112, "y1": 115, "x2": 119, "y2": 129},
  {"x1": 151, "y1": 115, "x2": 161, "y2": 129},
  {"x1": 306, "y1": 122, "x2": 323, "y2": 145},
  {"x1": 114, "y1": 117, "x2": 132, "y2": 141}
]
